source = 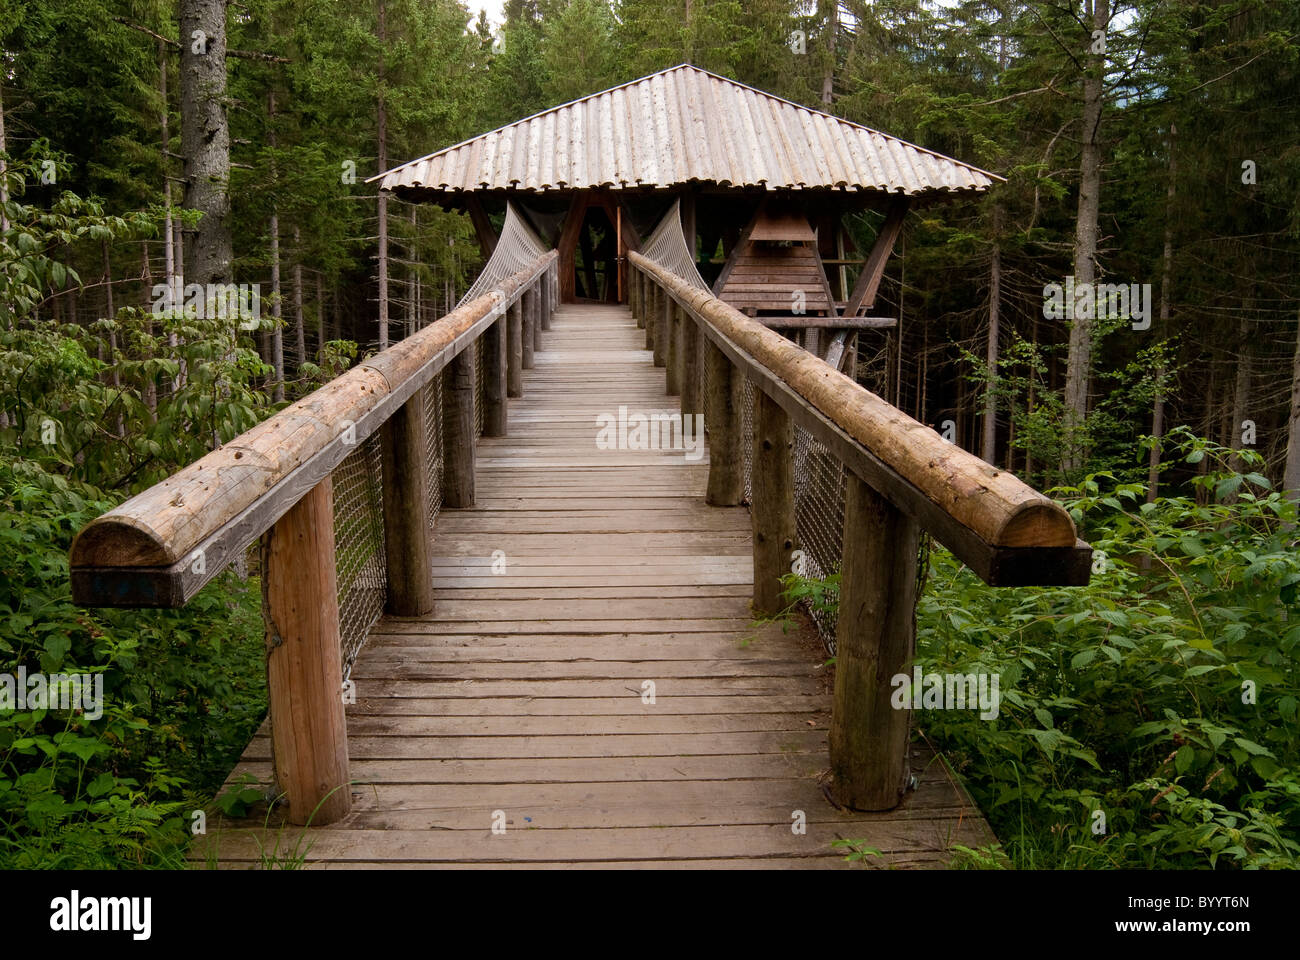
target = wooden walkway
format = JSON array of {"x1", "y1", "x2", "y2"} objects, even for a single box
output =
[{"x1": 208, "y1": 303, "x2": 995, "y2": 868}]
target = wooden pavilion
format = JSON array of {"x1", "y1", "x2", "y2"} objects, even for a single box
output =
[{"x1": 375, "y1": 64, "x2": 1000, "y2": 329}]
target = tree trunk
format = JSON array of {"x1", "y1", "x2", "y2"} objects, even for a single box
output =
[
  {"x1": 1229, "y1": 312, "x2": 1251, "y2": 475},
  {"x1": 1063, "y1": 0, "x2": 1109, "y2": 472},
  {"x1": 270, "y1": 210, "x2": 284, "y2": 401},
  {"x1": 179, "y1": 0, "x2": 232, "y2": 288},
  {"x1": 1284, "y1": 301, "x2": 1300, "y2": 501},
  {"x1": 821, "y1": 0, "x2": 837, "y2": 106},
  {"x1": 293, "y1": 226, "x2": 305, "y2": 367},
  {"x1": 376, "y1": 0, "x2": 390, "y2": 349},
  {"x1": 0, "y1": 76, "x2": 9, "y2": 234},
  {"x1": 1147, "y1": 124, "x2": 1175, "y2": 502},
  {"x1": 982, "y1": 205, "x2": 1001, "y2": 464}
]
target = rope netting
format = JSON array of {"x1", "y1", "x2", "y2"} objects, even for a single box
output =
[
  {"x1": 457, "y1": 202, "x2": 548, "y2": 307},
  {"x1": 640, "y1": 199, "x2": 709, "y2": 292},
  {"x1": 328, "y1": 201, "x2": 549, "y2": 678},
  {"x1": 640, "y1": 202, "x2": 847, "y2": 656}
]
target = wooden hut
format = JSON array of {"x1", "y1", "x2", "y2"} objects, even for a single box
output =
[{"x1": 376, "y1": 64, "x2": 999, "y2": 328}]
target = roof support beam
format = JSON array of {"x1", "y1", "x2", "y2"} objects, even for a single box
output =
[
  {"x1": 464, "y1": 196, "x2": 498, "y2": 259},
  {"x1": 844, "y1": 196, "x2": 909, "y2": 317}
]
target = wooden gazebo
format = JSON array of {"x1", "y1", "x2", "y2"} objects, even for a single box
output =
[{"x1": 376, "y1": 64, "x2": 999, "y2": 330}]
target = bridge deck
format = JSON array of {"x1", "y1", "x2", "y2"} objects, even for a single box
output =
[{"x1": 208, "y1": 303, "x2": 994, "y2": 869}]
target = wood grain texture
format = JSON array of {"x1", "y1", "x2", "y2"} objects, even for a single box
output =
[
  {"x1": 629, "y1": 252, "x2": 1082, "y2": 563},
  {"x1": 262, "y1": 477, "x2": 351, "y2": 825},
  {"x1": 204, "y1": 303, "x2": 996, "y2": 869}
]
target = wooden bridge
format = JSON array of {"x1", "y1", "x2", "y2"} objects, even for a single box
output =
[
  {"x1": 67, "y1": 69, "x2": 1091, "y2": 868},
  {"x1": 69, "y1": 226, "x2": 1088, "y2": 868}
]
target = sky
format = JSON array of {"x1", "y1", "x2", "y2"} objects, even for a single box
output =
[{"x1": 469, "y1": 1, "x2": 508, "y2": 28}]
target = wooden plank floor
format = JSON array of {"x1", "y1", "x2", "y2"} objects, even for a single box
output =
[{"x1": 204, "y1": 303, "x2": 995, "y2": 869}]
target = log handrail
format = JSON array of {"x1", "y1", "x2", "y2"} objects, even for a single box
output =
[
  {"x1": 68, "y1": 250, "x2": 556, "y2": 826},
  {"x1": 70, "y1": 251, "x2": 557, "y2": 608},
  {"x1": 629, "y1": 249, "x2": 1091, "y2": 588},
  {"x1": 630, "y1": 249, "x2": 1092, "y2": 813}
]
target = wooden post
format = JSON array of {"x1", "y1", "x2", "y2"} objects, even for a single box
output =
[
  {"x1": 706, "y1": 341, "x2": 743, "y2": 505},
  {"x1": 829, "y1": 472, "x2": 920, "y2": 810},
  {"x1": 681, "y1": 308, "x2": 701, "y2": 416},
  {"x1": 482, "y1": 314, "x2": 507, "y2": 437},
  {"x1": 380, "y1": 394, "x2": 434, "y2": 616},
  {"x1": 506, "y1": 300, "x2": 523, "y2": 398},
  {"x1": 751, "y1": 389, "x2": 794, "y2": 615},
  {"x1": 540, "y1": 273, "x2": 552, "y2": 331},
  {"x1": 533, "y1": 289, "x2": 543, "y2": 351},
  {"x1": 666, "y1": 301, "x2": 681, "y2": 396},
  {"x1": 263, "y1": 476, "x2": 351, "y2": 826},
  {"x1": 646, "y1": 281, "x2": 657, "y2": 354},
  {"x1": 442, "y1": 341, "x2": 476, "y2": 507},
  {"x1": 522, "y1": 288, "x2": 536, "y2": 370},
  {"x1": 633, "y1": 271, "x2": 645, "y2": 329}
]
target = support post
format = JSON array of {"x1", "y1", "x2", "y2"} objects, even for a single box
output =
[
  {"x1": 442, "y1": 342, "x2": 476, "y2": 507},
  {"x1": 634, "y1": 271, "x2": 645, "y2": 329},
  {"x1": 507, "y1": 300, "x2": 523, "y2": 398},
  {"x1": 651, "y1": 284, "x2": 664, "y2": 364},
  {"x1": 681, "y1": 308, "x2": 701, "y2": 416},
  {"x1": 522, "y1": 288, "x2": 536, "y2": 369},
  {"x1": 666, "y1": 301, "x2": 681, "y2": 396},
  {"x1": 482, "y1": 313, "x2": 507, "y2": 436},
  {"x1": 706, "y1": 341, "x2": 743, "y2": 505},
  {"x1": 751, "y1": 389, "x2": 794, "y2": 615},
  {"x1": 380, "y1": 393, "x2": 434, "y2": 616},
  {"x1": 532, "y1": 281, "x2": 542, "y2": 353},
  {"x1": 263, "y1": 476, "x2": 351, "y2": 826},
  {"x1": 540, "y1": 274, "x2": 552, "y2": 331},
  {"x1": 829, "y1": 472, "x2": 920, "y2": 810}
]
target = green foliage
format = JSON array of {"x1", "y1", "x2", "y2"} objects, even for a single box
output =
[
  {"x1": 801, "y1": 431, "x2": 1298, "y2": 869},
  {"x1": 915, "y1": 431, "x2": 1299, "y2": 868},
  {"x1": 0, "y1": 183, "x2": 268, "y2": 868}
]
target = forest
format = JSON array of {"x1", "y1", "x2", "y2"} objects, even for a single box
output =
[{"x1": 1, "y1": 0, "x2": 1297, "y2": 871}]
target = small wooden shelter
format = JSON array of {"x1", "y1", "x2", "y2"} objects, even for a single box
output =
[{"x1": 376, "y1": 64, "x2": 1000, "y2": 327}]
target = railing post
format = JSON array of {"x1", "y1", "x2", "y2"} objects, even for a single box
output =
[
  {"x1": 263, "y1": 476, "x2": 351, "y2": 826},
  {"x1": 540, "y1": 273, "x2": 552, "y2": 331},
  {"x1": 442, "y1": 341, "x2": 476, "y2": 508},
  {"x1": 633, "y1": 271, "x2": 644, "y2": 329},
  {"x1": 651, "y1": 284, "x2": 664, "y2": 364},
  {"x1": 829, "y1": 472, "x2": 920, "y2": 810},
  {"x1": 666, "y1": 300, "x2": 681, "y2": 396},
  {"x1": 522, "y1": 288, "x2": 536, "y2": 369},
  {"x1": 532, "y1": 282, "x2": 543, "y2": 352},
  {"x1": 681, "y1": 309, "x2": 701, "y2": 417},
  {"x1": 751, "y1": 389, "x2": 795, "y2": 615},
  {"x1": 482, "y1": 310, "x2": 508, "y2": 436},
  {"x1": 705, "y1": 343, "x2": 743, "y2": 505},
  {"x1": 507, "y1": 299, "x2": 523, "y2": 398},
  {"x1": 380, "y1": 393, "x2": 435, "y2": 616}
]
